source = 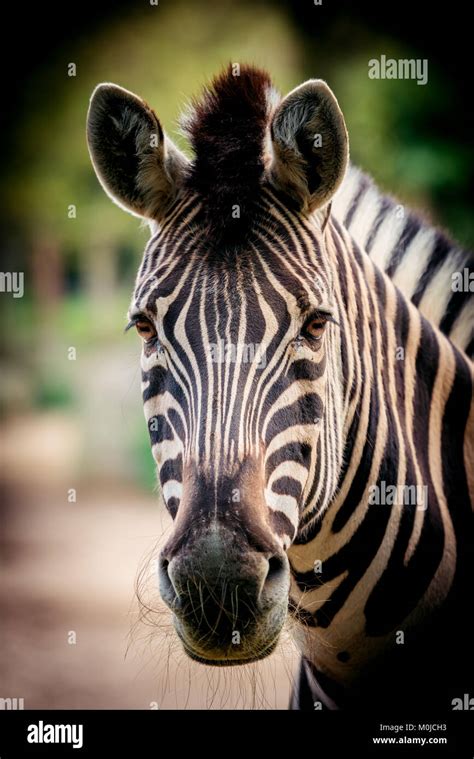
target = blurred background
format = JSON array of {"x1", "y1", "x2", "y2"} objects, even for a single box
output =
[{"x1": 0, "y1": 0, "x2": 472, "y2": 709}]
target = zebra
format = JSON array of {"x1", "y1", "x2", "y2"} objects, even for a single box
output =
[{"x1": 86, "y1": 64, "x2": 473, "y2": 710}]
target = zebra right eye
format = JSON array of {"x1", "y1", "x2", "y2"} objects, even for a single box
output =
[
  {"x1": 135, "y1": 319, "x2": 157, "y2": 343},
  {"x1": 304, "y1": 317, "x2": 326, "y2": 341},
  {"x1": 302, "y1": 313, "x2": 329, "y2": 343}
]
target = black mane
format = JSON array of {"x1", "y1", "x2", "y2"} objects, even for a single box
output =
[{"x1": 181, "y1": 64, "x2": 276, "y2": 245}]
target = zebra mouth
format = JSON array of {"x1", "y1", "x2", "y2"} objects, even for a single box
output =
[{"x1": 180, "y1": 636, "x2": 280, "y2": 666}]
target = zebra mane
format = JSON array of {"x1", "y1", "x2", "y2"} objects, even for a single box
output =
[
  {"x1": 180, "y1": 64, "x2": 278, "y2": 244},
  {"x1": 333, "y1": 165, "x2": 474, "y2": 356}
]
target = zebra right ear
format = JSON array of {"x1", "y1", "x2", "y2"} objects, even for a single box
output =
[
  {"x1": 269, "y1": 80, "x2": 349, "y2": 215},
  {"x1": 87, "y1": 83, "x2": 189, "y2": 220}
]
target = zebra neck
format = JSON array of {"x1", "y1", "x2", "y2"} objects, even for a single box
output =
[
  {"x1": 287, "y1": 219, "x2": 473, "y2": 689},
  {"x1": 333, "y1": 164, "x2": 474, "y2": 360}
]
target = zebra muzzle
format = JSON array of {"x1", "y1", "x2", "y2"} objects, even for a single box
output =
[{"x1": 158, "y1": 523, "x2": 290, "y2": 664}]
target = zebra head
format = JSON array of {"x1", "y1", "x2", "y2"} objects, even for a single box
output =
[{"x1": 87, "y1": 66, "x2": 349, "y2": 665}]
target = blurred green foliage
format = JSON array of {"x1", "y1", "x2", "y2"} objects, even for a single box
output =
[{"x1": 34, "y1": 376, "x2": 76, "y2": 410}]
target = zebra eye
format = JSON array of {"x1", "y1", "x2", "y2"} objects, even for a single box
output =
[
  {"x1": 303, "y1": 315, "x2": 328, "y2": 341},
  {"x1": 135, "y1": 319, "x2": 157, "y2": 342}
]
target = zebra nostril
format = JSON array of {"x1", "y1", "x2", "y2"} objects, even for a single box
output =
[
  {"x1": 265, "y1": 555, "x2": 286, "y2": 584},
  {"x1": 158, "y1": 556, "x2": 177, "y2": 603}
]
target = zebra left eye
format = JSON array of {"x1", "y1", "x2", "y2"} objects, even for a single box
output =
[
  {"x1": 303, "y1": 316, "x2": 327, "y2": 341},
  {"x1": 135, "y1": 319, "x2": 157, "y2": 343}
]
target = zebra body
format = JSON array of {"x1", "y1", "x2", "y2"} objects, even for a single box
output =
[{"x1": 87, "y1": 65, "x2": 474, "y2": 709}]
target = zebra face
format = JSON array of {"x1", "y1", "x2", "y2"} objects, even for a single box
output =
[
  {"x1": 87, "y1": 66, "x2": 348, "y2": 664},
  {"x1": 129, "y1": 224, "x2": 340, "y2": 662}
]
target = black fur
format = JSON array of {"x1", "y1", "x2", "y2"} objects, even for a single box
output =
[{"x1": 181, "y1": 64, "x2": 274, "y2": 245}]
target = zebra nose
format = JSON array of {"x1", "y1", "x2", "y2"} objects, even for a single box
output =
[{"x1": 158, "y1": 546, "x2": 288, "y2": 616}]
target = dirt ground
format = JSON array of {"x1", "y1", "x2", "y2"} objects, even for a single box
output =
[{"x1": 0, "y1": 413, "x2": 298, "y2": 709}]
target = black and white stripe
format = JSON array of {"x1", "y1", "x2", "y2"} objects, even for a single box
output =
[{"x1": 334, "y1": 164, "x2": 474, "y2": 357}]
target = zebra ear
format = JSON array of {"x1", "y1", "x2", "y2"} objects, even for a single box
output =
[
  {"x1": 86, "y1": 83, "x2": 189, "y2": 220},
  {"x1": 269, "y1": 80, "x2": 349, "y2": 214}
]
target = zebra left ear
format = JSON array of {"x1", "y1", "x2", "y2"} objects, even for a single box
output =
[{"x1": 269, "y1": 80, "x2": 349, "y2": 214}]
